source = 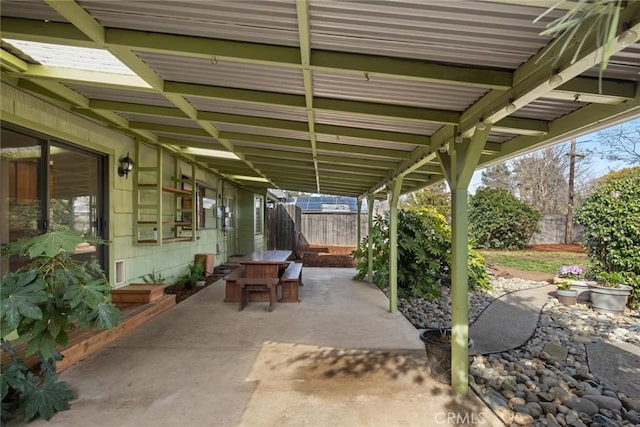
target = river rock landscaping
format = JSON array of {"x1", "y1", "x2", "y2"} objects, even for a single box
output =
[{"x1": 395, "y1": 277, "x2": 640, "y2": 426}]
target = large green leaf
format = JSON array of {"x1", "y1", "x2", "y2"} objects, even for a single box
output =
[
  {"x1": 0, "y1": 271, "x2": 49, "y2": 330},
  {"x1": 64, "y1": 277, "x2": 111, "y2": 309},
  {"x1": 0, "y1": 360, "x2": 27, "y2": 399},
  {"x1": 24, "y1": 329, "x2": 57, "y2": 359},
  {"x1": 94, "y1": 302, "x2": 121, "y2": 331},
  {"x1": 25, "y1": 230, "x2": 86, "y2": 258},
  {"x1": 22, "y1": 374, "x2": 74, "y2": 422}
]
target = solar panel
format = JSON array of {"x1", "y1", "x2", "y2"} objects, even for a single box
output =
[{"x1": 289, "y1": 196, "x2": 368, "y2": 212}]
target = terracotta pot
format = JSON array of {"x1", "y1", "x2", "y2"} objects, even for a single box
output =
[{"x1": 556, "y1": 288, "x2": 578, "y2": 306}]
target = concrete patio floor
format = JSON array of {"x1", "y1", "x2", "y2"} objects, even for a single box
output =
[{"x1": 27, "y1": 268, "x2": 502, "y2": 426}]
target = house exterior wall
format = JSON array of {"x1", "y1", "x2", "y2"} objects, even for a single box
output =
[{"x1": 1, "y1": 82, "x2": 243, "y2": 287}]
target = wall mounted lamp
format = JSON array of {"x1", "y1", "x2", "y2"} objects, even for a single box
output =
[{"x1": 118, "y1": 152, "x2": 134, "y2": 178}]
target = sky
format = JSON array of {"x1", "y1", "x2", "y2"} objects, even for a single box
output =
[{"x1": 468, "y1": 117, "x2": 640, "y2": 194}]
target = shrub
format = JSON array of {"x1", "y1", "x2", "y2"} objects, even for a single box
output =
[
  {"x1": 469, "y1": 188, "x2": 542, "y2": 249},
  {"x1": 353, "y1": 207, "x2": 490, "y2": 300},
  {"x1": 1, "y1": 231, "x2": 120, "y2": 422},
  {"x1": 575, "y1": 167, "x2": 640, "y2": 308}
]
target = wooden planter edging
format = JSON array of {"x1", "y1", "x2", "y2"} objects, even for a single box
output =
[{"x1": 1, "y1": 294, "x2": 176, "y2": 373}]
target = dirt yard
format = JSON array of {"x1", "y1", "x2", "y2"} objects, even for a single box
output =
[{"x1": 526, "y1": 243, "x2": 584, "y2": 253}]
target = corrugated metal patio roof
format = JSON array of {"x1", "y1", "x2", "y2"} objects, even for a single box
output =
[{"x1": 1, "y1": 0, "x2": 639, "y2": 198}]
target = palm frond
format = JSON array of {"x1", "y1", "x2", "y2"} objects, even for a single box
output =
[{"x1": 536, "y1": 0, "x2": 624, "y2": 92}]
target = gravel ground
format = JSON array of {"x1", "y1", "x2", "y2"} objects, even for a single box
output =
[{"x1": 392, "y1": 277, "x2": 640, "y2": 426}]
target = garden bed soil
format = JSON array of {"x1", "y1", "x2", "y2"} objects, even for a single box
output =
[
  {"x1": 302, "y1": 245, "x2": 357, "y2": 268},
  {"x1": 526, "y1": 243, "x2": 585, "y2": 253},
  {"x1": 164, "y1": 269, "x2": 232, "y2": 303}
]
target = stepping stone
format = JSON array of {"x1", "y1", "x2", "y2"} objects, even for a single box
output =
[
  {"x1": 543, "y1": 343, "x2": 569, "y2": 361},
  {"x1": 587, "y1": 342, "x2": 640, "y2": 398}
]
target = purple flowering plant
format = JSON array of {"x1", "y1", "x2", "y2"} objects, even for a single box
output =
[{"x1": 558, "y1": 265, "x2": 584, "y2": 279}]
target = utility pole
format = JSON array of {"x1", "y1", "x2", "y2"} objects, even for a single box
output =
[{"x1": 565, "y1": 138, "x2": 577, "y2": 244}]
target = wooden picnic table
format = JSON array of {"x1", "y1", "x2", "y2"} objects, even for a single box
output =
[
  {"x1": 236, "y1": 250, "x2": 292, "y2": 310},
  {"x1": 238, "y1": 250, "x2": 292, "y2": 279}
]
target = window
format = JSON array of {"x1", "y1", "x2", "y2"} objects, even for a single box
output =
[
  {"x1": 255, "y1": 196, "x2": 263, "y2": 234},
  {"x1": 198, "y1": 184, "x2": 216, "y2": 229},
  {"x1": 1, "y1": 125, "x2": 108, "y2": 275},
  {"x1": 181, "y1": 179, "x2": 216, "y2": 230}
]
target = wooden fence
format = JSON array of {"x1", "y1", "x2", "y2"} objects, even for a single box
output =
[
  {"x1": 300, "y1": 213, "x2": 368, "y2": 246},
  {"x1": 268, "y1": 205, "x2": 580, "y2": 248},
  {"x1": 528, "y1": 214, "x2": 583, "y2": 245},
  {"x1": 266, "y1": 204, "x2": 301, "y2": 251}
]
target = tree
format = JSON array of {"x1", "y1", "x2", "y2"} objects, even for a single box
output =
[
  {"x1": 512, "y1": 147, "x2": 569, "y2": 215},
  {"x1": 469, "y1": 188, "x2": 542, "y2": 250},
  {"x1": 480, "y1": 164, "x2": 515, "y2": 192},
  {"x1": 400, "y1": 184, "x2": 450, "y2": 216},
  {"x1": 594, "y1": 123, "x2": 640, "y2": 165}
]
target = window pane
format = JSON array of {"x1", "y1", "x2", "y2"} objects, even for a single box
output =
[
  {"x1": 1, "y1": 128, "x2": 44, "y2": 274},
  {"x1": 49, "y1": 143, "x2": 99, "y2": 238},
  {"x1": 1, "y1": 128, "x2": 43, "y2": 239}
]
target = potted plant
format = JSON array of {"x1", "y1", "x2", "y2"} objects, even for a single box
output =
[
  {"x1": 554, "y1": 265, "x2": 590, "y2": 302},
  {"x1": 419, "y1": 327, "x2": 474, "y2": 384},
  {"x1": 588, "y1": 271, "x2": 633, "y2": 315},
  {"x1": 555, "y1": 279, "x2": 579, "y2": 306},
  {"x1": 0, "y1": 230, "x2": 120, "y2": 422}
]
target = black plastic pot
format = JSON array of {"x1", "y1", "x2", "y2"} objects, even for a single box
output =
[{"x1": 419, "y1": 328, "x2": 474, "y2": 384}]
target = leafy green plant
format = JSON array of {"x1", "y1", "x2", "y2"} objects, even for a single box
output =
[
  {"x1": 575, "y1": 167, "x2": 640, "y2": 307},
  {"x1": 1, "y1": 230, "x2": 120, "y2": 422},
  {"x1": 142, "y1": 269, "x2": 167, "y2": 284},
  {"x1": 178, "y1": 262, "x2": 204, "y2": 289},
  {"x1": 555, "y1": 279, "x2": 573, "y2": 291},
  {"x1": 352, "y1": 208, "x2": 490, "y2": 300},
  {"x1": 469, "y1": 188, "x2": 542, "y2": 250}
]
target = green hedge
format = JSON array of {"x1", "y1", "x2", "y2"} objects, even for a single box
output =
[{"x1": 575, "y1": 167, "x2": 640, "y2": 308}]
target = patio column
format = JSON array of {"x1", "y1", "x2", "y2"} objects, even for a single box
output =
[
  {"x1": 357, "y1": 199, "x2": 362, "y2": 248},
  {"x1": 388, "y1": 178, "x2": 403, "y2": 313},
  {"x1": 437, "y1": 124, "x2": 490, "y2": 395},
  {"x1": 367, "y1": 193, "x2": 376, "y2": 283}
]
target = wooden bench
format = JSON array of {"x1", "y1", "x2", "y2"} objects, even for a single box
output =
[
  {"x1": 223, "y1": 266, "x2": 245, "y2": 302},
  {"x1": 279, "y1": 262, "x2": 303, "y2": 303},
  {"x1": 237, "y1": 278, "x2": 280, "y2": 311}
]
